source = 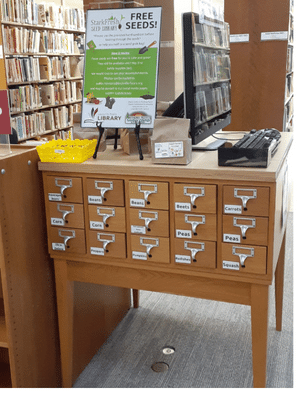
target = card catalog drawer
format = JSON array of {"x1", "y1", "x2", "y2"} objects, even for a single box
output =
[
  {"x1": 48, "y1": 202, "x2": 84, "y2": 229},
  {"x1": 129, "y1": 209, "x2": 169, "y2": 237},
  {"x1": 222, "y1": 215, "x2": 268, "y2": 246},
  {"x1": 129, "y1": 181, "x2": 169, "y2": 210},
  {"x1": 87, "y1": 178, "x2": 124, "y2": 206},
  {"x1": 131, "y1": 235, "x2": 170, "y2": 263},
  {"x1": 49, "y1": 227, "x2": 86, "y2": 254},
  {"x1": 175, "y1": 213, "x2": 217, "y2": 241},
  {"x1": 174, "y1": 239, "x2": 216, "y2": 269},
  {"x1": 174, "y1": 183, "x2": 216, "y2": 213},
  {"x1": 223, "y1": 186, "x2": 269, "y2": 216},
  {"x1": 221, "y1": 243, "x2": 267, "y2": 274},
  {"x1": 47, "y1": 176, "x2": 83, "y2": 203},
  {"x1": 89, "y1": 231, "x2": 126, "y2": 258},
  {"x1": 88, "y1": 205, "x2": 126, "y2": 232}
]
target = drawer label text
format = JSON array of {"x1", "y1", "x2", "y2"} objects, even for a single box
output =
[
  {"x1": 222, "y1": 260, "x2": 240, "y2": 270},
  {"x1": 175, "y1": 202, "x2": 191, "y2": 211},
  {"x1": 223, "y1": 233, "x2": 241, "y2": 243},
  {"x1": 49, "y1": 193, "x2": 62, "y2": 202},
  {"x1": 224, "y1": 205, "x2": 242, "y2": 214},
  {"x1": 176, "y1": 229, "x2": 192, "y2": 238},
  {"x1": 130, "y1": 199, "x2": 145, "y2": 207},
  {"x1": 88, "y1": 195, "x2": 103, "y2": 204},
  {"x1": 51, "y1": 217, "x2": 65, "y2": 226},
  {"x1": 132, "y1": 251, "x2": 147, "y2": 260},
  {"x1": 131, "y1": 225, "x2": 146, "y2": 234},
  {"x1": 90, "y1": 221, "x2": 104, "y2": 230},
  {"x1": 175, "y1": 254, "x2": 191, "y2": 264},
  {"x1": 90, "y1": 247, "x2": 105, "y2": 256},
  {"x1": 52, "y1": 243, "x2": 65, "y2": 251}
]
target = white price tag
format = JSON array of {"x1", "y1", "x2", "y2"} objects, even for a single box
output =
[
  {"x1": 175, "y1": 202, "x2": 191, "y2": 211},
  {"x1": 131, "y1": 225, "x2": 146, "y2": 234},
  {"x1": 88, "y1": 195, "x2": 103, "y2": 204},
  {"x1": 51, "y1": 218, "x2": 65, "y2": 226},
  {"x1": 130, "y1": 198, "x2": 145, "y2": 207},
  {"x1": 224, "y1": 205, "x2": 242, "y2": 214},
  {"x1": 230, "y1": 34, "x2": 250, "y2": 43},
  {"x1": 90, "y1": 221, "x2": 104, "y2": 230},
  {"x1": 223, "y1": 233, "x2": 241, "y2": 243},
  {"x1": 52, "y1": 243, "x2": 65, "y2": 251},
  {"x1": 176, "y1": 229, "x2": 192, "y2": 239},
  {"x1": 261, "y1": 31, "x2": 288, "y2": 41}
]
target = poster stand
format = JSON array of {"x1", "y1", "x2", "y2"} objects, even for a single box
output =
[
  {"x1": 134, "y1": 121, "x2": 143, "y2": 160},
  {"x1": 93, "y1": 122, "x2": 105, "y2": 159}
]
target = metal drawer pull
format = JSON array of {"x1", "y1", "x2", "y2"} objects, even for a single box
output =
[
  {"x1": 140, "y1": 237, "x2": 159, "y2": 257},
  {"x1": 94, "y1": 181, "x2": 113, "y2": 202},
  {"x1": 234, "y1": 188, "x2": 257, "y2": 211},
  {"x1": 138, "y1": 211, "x2": 158, "y2": 231},
  {"x1": 97, "y1": 207, "x2": 115, "y2": 227},
  {"x1": 183, "y1": 186, "x2": 205, "y2": 208},
  {"x1": 233, "y1": 217, "x2": 256, "y2": 239},
  {"x1": 55, "y1": 178, "x2": 72, "y2": 197},
  {"x1": 96, "y1": 233, "x2": 115, "y2": 252},
  {"x1": 57, "y1": 204, "x2": 75, "y2": 222},
  {"x1": 185, "y1": 214, "x2": 206, "y2": 235},
  {"x1": 138, "y1": 183, "x2": 157, "y2": 204},
  {"x1": 58, "y1": 229, "x2": 75, "y2": 248},
  {"x1": 184, "y1": 241, "x2": 205, "y2": 262},
  {"x1": 232, "y1": 246, "x2": 254, "y2": 268}
]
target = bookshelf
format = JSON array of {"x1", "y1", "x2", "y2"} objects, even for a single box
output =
[
  {"x1": 0, "y1": 0, "x2": 85, "y2": 142},
  {"x1": 224, "y1": 0, "x2": 293, "y2": 132}
]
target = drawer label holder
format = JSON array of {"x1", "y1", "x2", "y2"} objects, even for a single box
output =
[
  {"x1": 96, "y1": 207, "x2": 115, "y2": 227},
  {"x1": 184, "y1": 241, "x2": 205, "y2": 262},
  {"x1": 52, "y1": 229, "x2": 76, "y2": 251},
  {"x1": 95, "y1": 233, "x2": 115, "y2": 253},
  {"x1": 51, "y1": 204, "x2": 75, "y2": 226},
  {"x1": 89, "y1": 181, "x2": 113, "y2": 204},
  {"x1": 233, "y1": 217, "x2": 256, "y2": 239},
  {"x1": 138, "y1": 183, "x2": 157, "y2": 204},
  {"x1": 138, "y1": 210, "x2": 158, "y2": 231},
  {"x1": 234, "y1": 188, "x2": 257, "y2": 211},
  {"x1": 183, "y1": 186, "x2": 205, "y2": 208},
  {"x1": 232, "y1": 246, "x2": 254, "y2": 268},
  {"x1": 175, "y1": 254, "x2": 191, "y2": 264},
  {"x1": 139, "y1": 237, "x2": 159, "y2": 258},
  {"x1": 185, "y1": 214, "x2": 205, "y2": 235}
]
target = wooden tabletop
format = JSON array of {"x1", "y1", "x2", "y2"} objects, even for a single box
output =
[{"x1": 38, "y1": 132, "x2": 293, "y2": 182}]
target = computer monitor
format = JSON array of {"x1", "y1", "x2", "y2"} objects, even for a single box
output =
[{"x1": 163, "y1": 12, "x2": 232, "y2": 150}]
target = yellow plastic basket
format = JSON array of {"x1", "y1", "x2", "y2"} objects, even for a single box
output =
[{"x1": 37, "y1": 139, "x2": 97, "y2": 163}]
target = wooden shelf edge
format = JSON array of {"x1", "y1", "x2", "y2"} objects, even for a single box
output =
[{"x1": 0, "y1": 316, "x2": 8, "y2": 349}]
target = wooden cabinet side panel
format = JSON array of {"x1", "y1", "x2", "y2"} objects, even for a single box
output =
[{"x1": 0, "y1": 150, "x2": 61, "y2": 387}]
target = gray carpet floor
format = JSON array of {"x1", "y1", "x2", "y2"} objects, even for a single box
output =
[{"x1": 74, "y1": 213, "x2": 293, "y2": 388}]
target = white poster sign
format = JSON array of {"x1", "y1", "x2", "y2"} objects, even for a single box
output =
[{"x1": 81, "y1": 7, "x2": 162, "y2": 129}]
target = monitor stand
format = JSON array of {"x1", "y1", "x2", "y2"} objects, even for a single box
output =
[{"x1": 192, "y1": 138, "x2": 226, "y2": 151}]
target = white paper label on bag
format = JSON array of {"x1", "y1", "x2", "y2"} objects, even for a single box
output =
[
  {"x1": 131, "y1": 225, "x2": 146, "y2": 234},
  {"x1": 176, "y1": 229, "x2": 192, "y2": 238},
  {"x1": 49, "y1": 193, "x2": 62, "y2": 202},
  {"x1": 90, "y1": 221, "x2": 104, "y2": 230},
  {"x1": 52, "y1": 243, "x2": 65, "y2": 251},
  {"x1": 132, "y1": 251, "x2": 147, "y2": 260},
  {"x1": 90, "y1": 247, "x2": 105, "y2": 256},
  {"x1": 222, "y1": 260, "x2": 240, "y2": 270},
  {"x1": 88, "y1": 195, "x2": 103, "y2": 204},
  {"x1": 175, "y1": 202, "x2": 191, "y2": 211},
  {"x1": 230, "y1": 34, "x2": 250, "y2": 43},
  {"x1": 175, "y1": 254, "x2": 191, "y2": 264},
  {"x1": 130, "y1": 198, "x2": 145, "y2": 207},
  {"x1": 51, "y1": 217, "x2": 65, "y2": 226},
  {"x1": 223, "y1": 233, "x2": 241, "y2": 243},
  {"x1": 154, "y1": 142, "x2": 184, "y2": 158},
  {"x1": 261, "y1": 31, "x2": 288, "y2": 41},
  {"x1": 224, "y1": 204, "x2": 242, "y2": 214}
]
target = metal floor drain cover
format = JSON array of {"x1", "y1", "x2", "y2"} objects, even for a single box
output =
[{"x1": 151, "y1": 362, "x2": 169, "y2": 373}]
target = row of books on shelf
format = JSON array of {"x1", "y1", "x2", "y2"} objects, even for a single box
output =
[
  {"x1": 285, "y1": 74, "x2": 293, "y2": 100},
  {"x1": 11, "y1": 104, "x2": 74, "y2": 140},
  {"x1": 0, "y1": 1, "x2": 84, "y2": 31},
  {"x1": 9, "y1": 81, "x2": 83, "y2": 113},
  {"x1": 3, "y1": 25, "x2": 82, "y2": 55},
  {"x1": 6, "y1": 55, "x2": 83, "y2": 84},
  {"x1": 193, "y1": 19, "x2": 230, "y2": 49},
  {"x1": 194, "y1": 82, "x2": 231, "y2": 125},
  {"x1": 194, "y1": 49, "x2": 230, "y2": 85},
  {"x1": 286, "y1": 46, "x2": 293, "y2": 73}
]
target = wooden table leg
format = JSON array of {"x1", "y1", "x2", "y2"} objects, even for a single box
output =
[
  {"x1": 251, "y1": 284, "x2": 269, "y2": 388},
  {"x1": 132, "y1": 289, "x2": 139, "y2": 308},
  {"x1": 275, "y1": 232, "x2": 286, "y2": 331},
  {"x1": 54, "y1": 259, "x2": 74, "y2": 388}
]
